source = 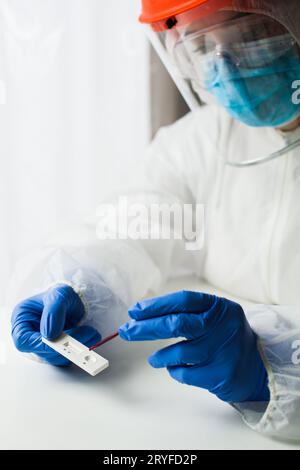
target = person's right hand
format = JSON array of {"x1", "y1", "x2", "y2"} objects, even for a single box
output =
[{"x1": 11, "y1": 284, "x2": 101, "y2": 366}]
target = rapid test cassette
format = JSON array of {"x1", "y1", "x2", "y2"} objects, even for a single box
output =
[{"x1": 42, "y1": 333, "x2": 109, "y2": 376}]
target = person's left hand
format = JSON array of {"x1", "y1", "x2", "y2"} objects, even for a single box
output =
[{"x1": 119, "y1": 290, "x2": 270, "y2": 403}]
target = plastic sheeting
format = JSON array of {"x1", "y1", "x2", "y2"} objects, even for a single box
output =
[{"x1": 0, "y1": 0, "x2": 150, "y2": 304}]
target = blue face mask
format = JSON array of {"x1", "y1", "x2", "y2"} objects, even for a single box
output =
[{"x1": 203, "y1": 40, "x2": 300, "y2": 127}]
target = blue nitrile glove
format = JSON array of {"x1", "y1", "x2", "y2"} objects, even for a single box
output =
[
  {"x1": 119, "y1": 291, "x2": 270, "y2": 403},
  {"x1": 11, "y1": 284, "x2": 101, "y2": 366}
]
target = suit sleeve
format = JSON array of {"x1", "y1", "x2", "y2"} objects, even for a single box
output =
[
  {"x1": 233, "y1": 304, "x2": 300, "y2": 440},
  {"x1": 8, "y1": 108, "x2": 219, "y2": 337}
]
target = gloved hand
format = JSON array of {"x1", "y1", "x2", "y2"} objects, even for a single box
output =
[
  {"x1": 11, "y1": 284, "x2": 101, "y2": 366},
  {"x1": 119, "y1": 291, "x2": 270, "y2": 403}
]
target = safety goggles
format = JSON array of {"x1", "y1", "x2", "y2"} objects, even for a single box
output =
[{"x1": 161, "y1": 13, "x2": 297, "y2": 92}]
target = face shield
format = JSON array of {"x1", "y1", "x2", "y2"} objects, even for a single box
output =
[{"x1": 140, "y1": 0, "x2": 300, "y2": 167}]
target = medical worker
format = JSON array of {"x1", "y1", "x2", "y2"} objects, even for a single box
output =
[{"x1": 10, "y1": 0, "x2": 300, "y2": 440}]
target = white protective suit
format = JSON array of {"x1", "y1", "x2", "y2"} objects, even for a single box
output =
[{"x1": 9, "y1": 102, "x2": 300, "y2": 441}]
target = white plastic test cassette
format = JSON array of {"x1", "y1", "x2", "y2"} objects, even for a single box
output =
[{"x1": 42, "y1": 333, "x2": 109, "y2": 376}]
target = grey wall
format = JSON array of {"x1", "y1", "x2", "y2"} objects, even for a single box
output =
[{"x1": 150, "y1": 46, "x2": 189, "y2": 138}]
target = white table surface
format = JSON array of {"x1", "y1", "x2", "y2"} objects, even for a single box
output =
[{"x1": 0, "y1": 277, "x2": 299, "y2": 450}]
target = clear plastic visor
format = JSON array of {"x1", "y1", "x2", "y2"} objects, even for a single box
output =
[{"x1": 146, "y1": 9, "x2": 300, "y2": 167}]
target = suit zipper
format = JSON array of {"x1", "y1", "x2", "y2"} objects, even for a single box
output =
[{"x1": 265, "y1": 141, "x2": 290, "y2": 303}]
